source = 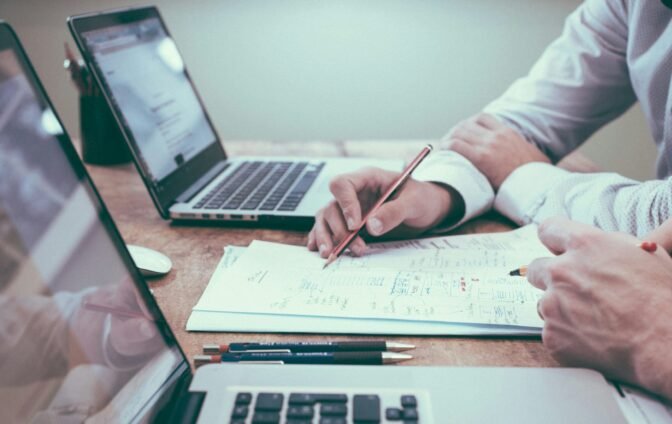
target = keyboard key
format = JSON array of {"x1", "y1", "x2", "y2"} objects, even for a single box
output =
[
  {"x1": 230, "y1": 420, "x2": 246, "y2": 424},
  {"x1": 231, "y1": 405, "x2": 249, "y2": 419},
  {"x1": 400, "y1": 395, "x2": 417, "y2": 408},
  {"x1": 286, "y1": 420, "x2": 312, "y2": 424},
  {"x1": 289, "y1": 393, "x2": 348, "y2": 405},
  {"x1": 353, "y1": 394, "x2": 380, "y2": 422},
  {"x1": 251, "y1": 412, "x2": 280, "y2": 424},
  {"x1": 320, "y1": 403, "x2": 347, "y2": 416},
  {"x1": 235, "y1": 392, "x2": 252, "y2": 405},
  {"x1": 255, "y1": 393, "x2": 284, "y2": 411},
  {"x1": 320, "y1": 418, "x2": 346, "y2": 424},
  {"x1": 403, "y1": 408, "x2": 419, "y2": 420},
  {"x1": 286, "y1": 405, "x2": 314, "y2": 419},
  {"x1": 386, "y1": 407, "x2": 403, "y2": 420}
]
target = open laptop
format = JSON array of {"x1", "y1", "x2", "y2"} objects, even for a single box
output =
[
  {"x1": 67, "y1": 6, "x2": 402, "y2": 227},
  {"x1": 2, "y1": 21, "x2": 667, "y2": 424}
]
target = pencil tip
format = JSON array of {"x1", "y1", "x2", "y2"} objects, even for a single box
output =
[
  {"x1": 508, "y1": 269, "x2": 520, "y2": 276},
  {"x1": 322, "y1": 255, "x2": 335, "y2": 270}
]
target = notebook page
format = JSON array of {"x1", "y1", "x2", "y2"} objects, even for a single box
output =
[{"x1": 196, "y1": 226, "x2": 550, "y2": 328}]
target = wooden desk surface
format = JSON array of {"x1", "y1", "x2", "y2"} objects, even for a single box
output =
[{"x1": 85, "y1": 140, "x2": 577, "y2": 368}]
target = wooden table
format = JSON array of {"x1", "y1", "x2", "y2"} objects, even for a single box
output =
[{"x1": 86, "y1": 140, "x2": 594, "y2": 368}]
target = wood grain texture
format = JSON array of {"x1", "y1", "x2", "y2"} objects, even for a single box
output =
[{"x1": 84, "y1": 140, "x2": 584, "y2": 369}]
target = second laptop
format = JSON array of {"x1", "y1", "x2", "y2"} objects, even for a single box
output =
[{"x1": 68, "y1": 6, "x2": 402, "y2": 227}]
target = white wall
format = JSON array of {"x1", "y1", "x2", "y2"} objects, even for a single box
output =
[{"x1": 0, "y1": 0, "x2": 657, "y2": 179}]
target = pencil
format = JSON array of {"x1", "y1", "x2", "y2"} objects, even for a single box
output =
[
  {"x1": 507, "y1": 240, "x2": 659, "y2": 277},
  {"x1": 508, "y1": 265, "x2": 527, "y2": 277},
  {"x1": 323, "y1": 144, "x2": 433, "y2": 269}
]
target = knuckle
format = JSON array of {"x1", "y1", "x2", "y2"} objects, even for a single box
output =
[{"x1": 567, "y1": 231, "x2": 592, "y2": 250}]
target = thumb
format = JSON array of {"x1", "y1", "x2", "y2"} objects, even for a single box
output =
[
  {"x1": 644, "y1": 218, "x2": 672, "y2": 254},
  {"x1": 366, "y1": 198, "x2": 407, "y2": 236}
]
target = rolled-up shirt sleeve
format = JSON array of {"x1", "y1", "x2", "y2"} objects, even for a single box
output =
[
  {"x1": 413, "y1": 150, "x2": 495, "y2": 231},
  {"x1": 483, "y1": 0, "x2": 636, "y2": 162}
]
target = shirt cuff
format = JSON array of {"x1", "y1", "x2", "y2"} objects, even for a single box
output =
[
  {"x1": 412, "y1": 150, "x2": 495, "y2": 232},
  {"x1": 495, "y1": 162, "x2": 569, "y2": 225}
]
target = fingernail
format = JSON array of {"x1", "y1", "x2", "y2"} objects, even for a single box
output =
[
  {"x1": 346, "y1": 217, "x2": 356, "y2": 231},
  {"x1": 369, "y1": 218, "x2": 383, "y2": 235},
  {"x1": 319, "y1": 244, "x2": 328, "y2": 255}
]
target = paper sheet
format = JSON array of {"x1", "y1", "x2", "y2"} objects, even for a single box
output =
[
  {"x1": 187, "y1": 246, "x2": 540, "y2": 335},
  {"x1": 193, "y1": 226, "x2": 549, "y2": 329}
]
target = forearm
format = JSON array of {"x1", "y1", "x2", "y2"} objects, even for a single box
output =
[
  {"x1": 484, "y1": 0, "x2": 635, "y2": 161},
  {"x1": 495, "y1": 163, "x2": 672, "y2": 237}
]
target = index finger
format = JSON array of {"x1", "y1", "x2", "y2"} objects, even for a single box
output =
[
  {"x1": 475, "y1": 113, "x2": 503, "y2": 130},
  {"x1": 328, "y1": 168, "x2": 395, "y2": 230},
  {"x1": 536, "y1": 217, "x2": 599, "y2": 255}
]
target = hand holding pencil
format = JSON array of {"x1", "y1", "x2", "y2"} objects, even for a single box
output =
[{"x1": 308, "y1": 145, "x2": 466, "y2": 261}]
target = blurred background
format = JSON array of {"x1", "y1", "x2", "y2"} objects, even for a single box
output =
[{"x1": 0, "y1": 0, "x2": 656, "y2": 180}]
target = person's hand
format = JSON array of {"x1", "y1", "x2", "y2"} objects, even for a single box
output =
[
  {"x1": 308, "y1": 167, "x2": 465, "y2": 257},
  {"x1": 443, "y1": 113, "x2": 550, "y2": 190},
  {"x1": 527, "y1": 217, "x2": 672, "y2": 400}
]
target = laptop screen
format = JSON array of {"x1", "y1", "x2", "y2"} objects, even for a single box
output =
[
  {"x1": 70, "y1": 8, "x2": 226, "y2": 216},
  {"x1": 0, "y1": 24, "x2": 187, "y2": 423}
]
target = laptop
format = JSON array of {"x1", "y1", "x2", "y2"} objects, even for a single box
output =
[
  {"x1": 67, "y1": 6, "x2": 402, "y2": 228},
  {"x1": 0, "y1": 20, "x2": 664, "y2": 424}
]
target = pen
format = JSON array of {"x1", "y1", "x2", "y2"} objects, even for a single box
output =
[
  {"x1": 82, "y1": 300, "x2": 150, "y2": 320},
  {"x1": 323, "y1": 144, "x2": 434, "y2": 269},
  {"x1": 508, "y1": 240, "x2": 659, "y2": 277},
  {"x1": 193, "y1": 351, "x2": 412, "y2": 367},
  {"x1": 203, "y1": 341, "x2": 415, "y2": 354}
]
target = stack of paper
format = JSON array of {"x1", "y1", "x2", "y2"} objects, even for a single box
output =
[{"x1": 187, "y1": 226, "x2": 550, "y2": 336}]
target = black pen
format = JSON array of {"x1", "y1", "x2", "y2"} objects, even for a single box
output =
[
  {"x1": 193, "y1": 351, "x2": 412, "y2": 367},
  {"x1": 203, "y1": 341, "x2": 415, "y2": 354}
]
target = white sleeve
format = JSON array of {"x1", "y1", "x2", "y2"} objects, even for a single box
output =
[
  {"x1": 483, "y1": 0, "x2": 635, "y2": 162},
  {"x1": 495, "y1": 162, "x2": 672, "y2": 237},
  {"x1": 412, "y1": 150, "x2": 494, "y2": 231}
]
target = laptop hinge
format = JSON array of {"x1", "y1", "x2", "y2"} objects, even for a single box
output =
[{"x1": 176, "y1": 161, "x2": 229, "y2": 204}]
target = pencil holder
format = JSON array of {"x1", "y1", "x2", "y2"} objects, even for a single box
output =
[{"x1": 79, "y1": 94, "x2": 132, "y2": 165}]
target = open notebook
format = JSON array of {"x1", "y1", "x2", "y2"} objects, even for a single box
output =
[{"x1": 187, "y1": 226, "x2": 550, "y2": 335}]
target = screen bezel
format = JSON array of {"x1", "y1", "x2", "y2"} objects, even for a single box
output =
[
  {"x1": 67, "y1": 6, "x2": 227, "y2": 218},
  {"x1": 0, "y1": 21, "x2": 192, "y2": 421}
]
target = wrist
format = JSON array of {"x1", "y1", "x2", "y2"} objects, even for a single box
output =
[
  {"x1": 632, "y1": 323, "x2": 672, "y2": 401},
  {"x1": 429, "y1": 183, "x2": 465, "y2": 229}
]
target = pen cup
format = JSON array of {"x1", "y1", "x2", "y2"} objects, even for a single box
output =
[{"x1": 79, "y1": 94, "x2": 132, "y2": 166}]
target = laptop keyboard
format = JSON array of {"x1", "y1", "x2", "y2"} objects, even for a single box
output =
[
  {"x1": 230, "y1": 391, "x2": 420, "y2": 423},
  {"x1": 194, "y1": 161, "x2": 325, "y2": 212}
]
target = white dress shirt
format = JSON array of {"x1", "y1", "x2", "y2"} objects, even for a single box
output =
[{"x1": 414, "y1": 0, "x2": 672, "y2": 236}]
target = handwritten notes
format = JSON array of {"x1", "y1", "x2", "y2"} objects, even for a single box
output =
[{"x1": 195, "y1": 226, "x2": 550, "y2": 328}]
